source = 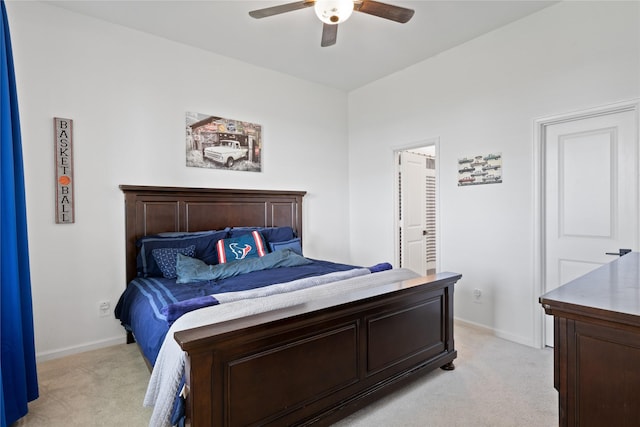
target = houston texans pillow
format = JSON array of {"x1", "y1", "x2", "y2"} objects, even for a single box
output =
[{"x1": 216, "y1": 230, "x2": 267, "y2": 264}]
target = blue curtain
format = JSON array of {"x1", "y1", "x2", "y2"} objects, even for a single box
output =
[{"x1": 1, "y1": 1, "x2": 39, "y2": 425}]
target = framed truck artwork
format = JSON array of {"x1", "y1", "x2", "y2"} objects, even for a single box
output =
[
  {"x1": 458, "y1": 153, "x2": 502, "y2": 186},
  {"x1": 186, "y1": 112, "x2": 262, "y2": 172}
]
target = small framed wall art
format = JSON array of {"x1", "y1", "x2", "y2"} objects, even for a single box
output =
[
  {"x1": 185, "y1": 112, "x2": 262, "y2": 172},
  {"x1": 458, "y1": 153, "x2": 502, "y2": 186}
]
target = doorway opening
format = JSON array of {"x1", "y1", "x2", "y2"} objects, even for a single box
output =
[{"x1": 394, "y1": 139, "x2": 439, "y2": 276}]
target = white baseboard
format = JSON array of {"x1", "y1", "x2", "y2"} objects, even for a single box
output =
[
  {"x1": 454, "y1": 317, "x2": 493, "y2": 333},
  {"x1": 493, "y1": 328, "x2": 536, "y2": 348},
  {"x1": 36, "y1": 335, "x2": 127, "y2": 363},
  {"x1": 454, "y1": 317, "x2": 536, "y2": 348}
]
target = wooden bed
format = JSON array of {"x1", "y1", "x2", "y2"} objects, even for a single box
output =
[{"x1": 120, "y1": 185, "x2": 461, "y2": 427}]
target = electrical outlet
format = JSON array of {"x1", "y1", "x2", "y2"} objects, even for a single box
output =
[
  {"x1": 99, "y1": 300, "x2": 111, "y2": 317},
  {"x1": 473, "y1": 288, "x2": 482, "y2": 304}
]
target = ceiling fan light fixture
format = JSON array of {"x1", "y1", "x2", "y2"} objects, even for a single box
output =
[{"x1": 314, "y1": 0, "x2": 354, "y2": 25}]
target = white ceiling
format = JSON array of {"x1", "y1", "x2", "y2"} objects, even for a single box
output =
[{"x1": 46, "y1": 0, "x2": 557, "y2": 91}]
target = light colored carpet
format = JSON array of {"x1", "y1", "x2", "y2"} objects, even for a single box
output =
[
  {"x1": 12, "y1": 322, "x2": 557, "y2": 426},
  {"x1": 12, "y1": 343, "x2": 153, "y2": 427},
  {"x1": 334, "y1": 322, "x2": 557, "y2": 427}
]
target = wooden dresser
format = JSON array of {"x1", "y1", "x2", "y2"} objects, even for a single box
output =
[{"x1": 539, "y1": 253, "x2": 640, "y2": 427}]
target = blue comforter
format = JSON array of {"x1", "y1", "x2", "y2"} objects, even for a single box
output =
[{"x1": 114, "y1": 257, "x2": 362, "y2": 365}]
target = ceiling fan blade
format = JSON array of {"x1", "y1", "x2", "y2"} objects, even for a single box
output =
[
  {"x1": 249, "y1": 1, "x2": 315, "y2": 19},
  {"x1": 321, "y1": 23, "x2": 338, "y2": 47},
  {"x1": 354, "y1": 0, "x2": 415, "y2": 23}
]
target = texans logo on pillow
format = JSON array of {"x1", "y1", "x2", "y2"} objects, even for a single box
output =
[{"x1": 216, "y1": 231, "x2": 267, "y2": 263}]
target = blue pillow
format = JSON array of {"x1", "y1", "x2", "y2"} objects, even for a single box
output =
[
  {"x1": 137, "y1": 229, "x2": 229, "y2": 277},
  {"x1": 269, "y1": 238, "x2": 302, "y2": 255},
  {"x1": 216, "y1": 231, "x2": 267, "y2": 264},
  {"x1": 229, "y1": 226, "x2": 295, "y2": 246},
  {"x1": 152, "y1": 245, "x2": 196, "y2": 279}
]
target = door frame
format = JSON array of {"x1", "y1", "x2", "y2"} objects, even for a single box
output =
[
  {"x1": 533, "y1": 99, "x2": 640, "y2": 348},
  {"x1": 393, "y1": 137, "x2": 441, "y2": 273}
]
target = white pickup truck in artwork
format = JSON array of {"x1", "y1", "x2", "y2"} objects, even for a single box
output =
[{"x1": 204, "y1": 140, "x2": 249, "y2": 167}]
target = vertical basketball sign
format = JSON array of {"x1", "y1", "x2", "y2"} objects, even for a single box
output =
[{"x1": 54, "y1": 117, "x2": 74, "y2": 223}]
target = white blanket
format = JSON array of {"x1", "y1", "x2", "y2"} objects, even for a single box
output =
[{"x1": 144, "y1": 268, "x2": 419, "y2": 427}]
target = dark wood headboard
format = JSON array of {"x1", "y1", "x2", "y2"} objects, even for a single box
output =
[{"x1": 120, "y1": 185, "x2": 306, "y2": 283}]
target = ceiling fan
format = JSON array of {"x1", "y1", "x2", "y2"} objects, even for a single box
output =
[{"x1": 248, "y1": 0, "x2": 415, "y2": 47}]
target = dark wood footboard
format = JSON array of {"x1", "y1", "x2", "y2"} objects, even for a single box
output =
[{"x1": 175, "y1": 272, "x2": 459, "y2": 426}]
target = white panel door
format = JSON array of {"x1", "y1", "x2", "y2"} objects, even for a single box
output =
[
  {"x1": 544, "y1": 108, "x2": 638, "y2": 346},
  {"x1": 400, "y1": 151, "x2": 427, "y2": 275}
]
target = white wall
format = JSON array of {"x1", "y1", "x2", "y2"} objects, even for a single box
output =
[
  {"x1": 7, "y1": 2, "x2": 350, "y2": 360},
  {"x1": 8, "y1": 0, "x2": 639, "y2": 360},
  {"x1": 348, "y1": 1, "x2": 640, "y2": 346}
]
